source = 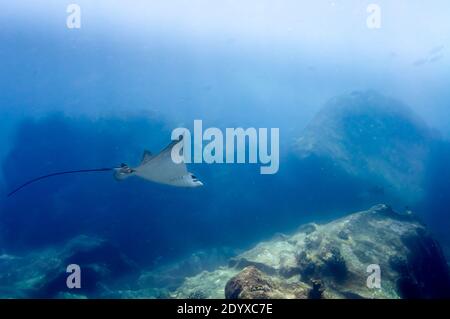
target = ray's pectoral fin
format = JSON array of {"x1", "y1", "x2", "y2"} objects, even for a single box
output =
[{"x1": 133, "y1": 137, "x2": 203, "y2": 188}]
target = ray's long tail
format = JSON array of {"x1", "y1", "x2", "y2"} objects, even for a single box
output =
[{"x1": 7, "y1": 168, "x2": 116, "y2": 197}]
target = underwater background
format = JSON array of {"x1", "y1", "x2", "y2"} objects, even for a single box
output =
[{"x1": 1, "y1": 1, "x2": 450, "y2": 298}]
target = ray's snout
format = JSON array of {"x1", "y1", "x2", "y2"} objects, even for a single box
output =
[
  {"x1": 114, "y1": 164, "x2": 134, "y2": 181},
  {"x1": 190, "y1": 174, "x2": 203, "y2": 187}
]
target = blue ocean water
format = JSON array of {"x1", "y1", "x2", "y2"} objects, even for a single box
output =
[{"x1": 0, "y1": 1, "x2": 450, "y2": 298}]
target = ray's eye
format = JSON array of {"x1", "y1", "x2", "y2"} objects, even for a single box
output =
[{"x1": 191, "y1": 175, "x2": 197, "y2": 179}]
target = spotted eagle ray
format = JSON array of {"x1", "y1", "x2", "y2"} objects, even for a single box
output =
[{"x1": 7, "y1": 137, "x2": 202, "y2": 197}]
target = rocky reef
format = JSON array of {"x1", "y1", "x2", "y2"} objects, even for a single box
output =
[
  {"x1": 0, "y1": 236, "x2": 235, "y2": 299},
  {"x1": 0, "y1": 235, "x2": 138, "y2": 298},
  {"x1": 1, "y1": 205, "x2": 449, "y2": 299},
  {"x1": 174, "y1": 205, "x2": 450, "y2": 299}
]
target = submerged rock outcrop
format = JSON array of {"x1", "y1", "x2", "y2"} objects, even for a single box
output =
[
  {"x1": 294, "y1": 91, "x2": 436, "y2": 204},
  {"x1": 175, "y1": 205, "x2": 450, "y2": 299}
]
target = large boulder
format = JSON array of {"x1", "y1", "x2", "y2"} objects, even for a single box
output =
[
  {"x1": 175, "y1": 205, "x2": 450, "y2": 299},
  {"x1": 294, "y1": 91, "x2": 435, "y2": 204},
  {"x1": 225, "y1": 266, "x2": 310, "y2": 299}
]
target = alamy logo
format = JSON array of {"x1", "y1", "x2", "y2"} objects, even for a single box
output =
[
  {"x1": 366, "y1": 4, "x2": 381, "y2": 29},
  {"x1": 66, "y1": 264, "x2": 81, "y2": 289},
  {"x1": 366, "y1": 264, "x2": 381, "y2": 289},
  {"x1": 66, "y1": 4, "x2": 81, "y2": 29},
  {"x1": 171, "y1": 120, "x2": 279, "y2": 174}
]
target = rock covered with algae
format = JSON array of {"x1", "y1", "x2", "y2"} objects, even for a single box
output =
[{"x1": 175, "y1": 204, "x2": 450, "y2": 299}]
